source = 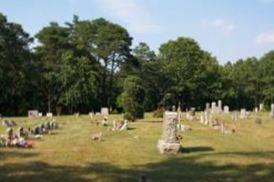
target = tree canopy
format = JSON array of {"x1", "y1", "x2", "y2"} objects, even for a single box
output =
[{"x1": 1, "y1": 12, "x2": 274, "y2": 116}]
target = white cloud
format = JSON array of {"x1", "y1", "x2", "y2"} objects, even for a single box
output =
[
  {"x1": 95, "y1": 0, "x2": 163, "y2": 34},
  {"x1": 256, "y1": 31, "x2": 274, "y2": 44},
  {"x1": 202, "y1": 19, "x2": 236, "y2": 33}
]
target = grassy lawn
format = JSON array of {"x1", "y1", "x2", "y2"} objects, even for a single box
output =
[{"x1": 1, "y1": 112, "x2": 274, "y2": 181}]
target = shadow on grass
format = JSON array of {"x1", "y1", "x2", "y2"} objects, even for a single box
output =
[
  {"x1": 0, "y1": 150, "x2": 38, "y2": 160},
  {"x1": 181, "y1": 146, "x2": 214, "y2": 153},
  {"x1": 127, "y1": 127, "x2": 136, "y2": 131},
  {"x1": 1, "y1": 150, "x2": 274, "y2": 181}
]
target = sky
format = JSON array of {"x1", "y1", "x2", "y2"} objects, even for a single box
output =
[{"x1": 1, "y1": 0, "x2": 274, "y2": 63}]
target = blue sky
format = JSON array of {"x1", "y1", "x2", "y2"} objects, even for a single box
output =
[{"x1": 1, "y1": 0, "x2": 274, "y2": 63}]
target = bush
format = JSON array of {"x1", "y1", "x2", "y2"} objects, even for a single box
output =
[{"x1": 121, "y1": 76, "x2": 145, "y2": 121}]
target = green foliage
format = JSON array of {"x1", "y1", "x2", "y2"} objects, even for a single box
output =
[
  {"x1": 121, "y1": 76, "x2": 145, "y2": 121},
  {"x1": 0, "y1": 13, "x2": 35, "y2": 115},
  {"x1": 133, "y1": 42, "x2": 156, "y2": 61},
  {"x1": 2, "y1": 11, "x2": 274, "y2": 116}
]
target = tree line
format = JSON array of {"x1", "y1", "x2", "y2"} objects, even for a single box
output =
[{"x1": 1, "y1": 12, "x2": 274, "y2": 116}]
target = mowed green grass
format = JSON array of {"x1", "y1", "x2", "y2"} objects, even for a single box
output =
[{"x1": 1, "y1": 112, "x2": 274, "y2": 182}]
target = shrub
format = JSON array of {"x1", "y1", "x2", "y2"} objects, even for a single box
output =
[{"x1": 121, "y1": 76, "x2": 145, "y2": 121}]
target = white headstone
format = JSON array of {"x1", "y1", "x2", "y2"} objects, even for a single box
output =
[
  {"x1": 270, "y1": 104, "x2": 274, "y2": 118},
  {"x1": 38, "y1": 112, "x2": 43, "y2": 117},
  {"x1": 89, "y1": 112, "x2": 93, "y2": 119},
  {"x1": 177, "y1": 107, "x2": 181, "y2": 122},
  {"x1": 255, "y1": 107, "x2": 258, "y2": 113},
  {"x1": 172, "y1": 105, "x2": 176, "y2": 112},
  {"x1": 240, "y1": 109, "x2": 247, "y2": 119},
  {"x1": 206, "y1": 103, "x2": 210, "y2": 111},
  {"x1": 218, "y1": 100, "x2": 222, "y2": 113},
  {"x1": 224, "y1": 106, "x2": 229, "y2": 114},
  {"x1": 259, "y1": 103, "x2": 264, "y2": 112},
  {"x1": 231, "y1": 111, "x2": 238, "y2": 122},
  {"x1": 46, "y1": 112, "x2": 53, "y2": 118},
  {"x1": 211, "y1": 102, "x2": 217, "y2": 114},
  {"x1": 204, "y1": 111, "x2": 209, "y2": 125},
  {"x1": 101, "y1": 107, "x2": 109, "y2": 115},
  {"x1": 28, "y1": 110, "x2": 39, "y2": 119},
  {"x1": 200, "y1": 114, "x2": 204, "y2": 124}
]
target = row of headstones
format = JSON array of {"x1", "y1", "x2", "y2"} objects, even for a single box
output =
[
  {"x1": 28, "y1": 110, "x2": 53, "y2": 119},
  {"x1": 200, "y1": 111, "x2": 234, "y2": 134},
  {"x1": 28, "y1": 107, "x2": 110, "y2": 119},
  {"x1": 206, "y1": 102, "x2": 274, "y2": 118},
  {"x1": 206, "y1": 100, "x2": 223, "y2": 114}
]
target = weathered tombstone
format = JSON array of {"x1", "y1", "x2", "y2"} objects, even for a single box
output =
[
  {"x1": 224, "y1": 106, "x2": 229, "y2": 114},
  {"x1": 28, "y1": 110, "x2": 39, "y2": 119},
  {"x1": 270, "y1": 104, "x2": 274, "y2": 118},
  {"x1": 200, "y1": 113, "x2": 204, "y2": 124},
  {"x1": 38, "y1": 112, "x2": 43, "y2": 117},
  {"x1": 218, "y1": 100, "x2": 222, "y2": 113},
  {"x1": 101, "y1": 107, "x2": 109, "y2": 115},
  {"x1": 157, "y1": 112, "x2": 180, "y2": 155},
  {"x1": 211, "y1": 102, "x2": 217, "y2": 114},
  {"x1": 46, "y1": 112, "x2": 53, "y2": 118},
  {"x1": 240, "y1": 109, "x2": 247, "y2": 119},
  {"x1": 172, "y1": 105, "x2": 176, "y2": 112},
  {"x1": 255, "y1": 107, "x2": 259, "y2": 113},
  {"x1": 231, "y1": 111, "x2": 238, "y2": 122},
  {"x1": 206, "y1": 103, "x2": 210, "y2": 111},
  {"x1": 190, "y1": 107, "x2": 196, "y2": 116},
  {"x1": 204, "y1": 111, "x2": 209, "y2": 125},
  {"x1": 177, "y1": 107, "x2": 181, "y2": 122},
  {"x1": 75, "y1": 112, "x2": 80, "y2": 118},
  {"x1": 259, "y1": 103, "x2": 264, "y2": 112},
  {"x1": 89, "y1": 112, "x2": 93, "y2": 119}
]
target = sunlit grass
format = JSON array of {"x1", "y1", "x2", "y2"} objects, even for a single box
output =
[{"x1": 1, "y1": 112, "x2": 274, "y2": 181}]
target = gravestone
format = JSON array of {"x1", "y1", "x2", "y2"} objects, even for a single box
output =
[
  {"x1": 259, "y1": 103, "x2": 264, "y2": 112},
  {"x1": 204, "y1": 111, "x2": 209, "y2": 125},
  {"x1": 211, "y1": 102, "x2": 217, "y2": 114},
  {"x1": 75, "y1": 112, "x2": 80, "y2": 118},
  {"x1": 231, "y1": 111, "x2": 238, "y2": 122},
  {"x1": 172, "y1": 105, "x2": 176, "y2": 112},
  {"x1": 28, "y1": 110, "x2": 39, "y2": 119},
  {"x1": 89, "y1": 112, "x2": 93, "y2": 119},
  {"x1": 38, "y1": 112, "x2": 43, "y2": 117},
  {"x1": 240, "y1": 109, "x2": 247, "y2": 119},
  {"x1": 255, "y1": 107, "x2": 259, "y2": 113},
  {"x1": 270, "y1": 104, "x2": 274, "y2": 118},
  {"x1": 46, "y1": 112, "x2": 53, "y2": 118},
  {"x1": 177, "y1": 107, "x2": 181, "y2": 122},
  {"x1": 157, "y1": 112, "x2": 180, "y2": 155},
  {"x1": 200, "y1": 113, "x2": 204, "y2": 124},
  {"x1": 206, "y1": 103, "x2": 210, "y2": 111},
  {"x1": 224, "y1": 106, "x2": 229, "y2": 114},
  {"x1": 218, "y1": 100, "x2": 222, "y2": 113},
  {"x1": 101, "y1": 107, "x2": 109, "y2": 115},
  {"x1": 190, "y1": 107, "x2": 195, "y2": 116}
]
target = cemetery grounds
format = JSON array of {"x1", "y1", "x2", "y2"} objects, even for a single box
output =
[{"x1": 1, "y1": 112, "x2": 274, "y2": 181}]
